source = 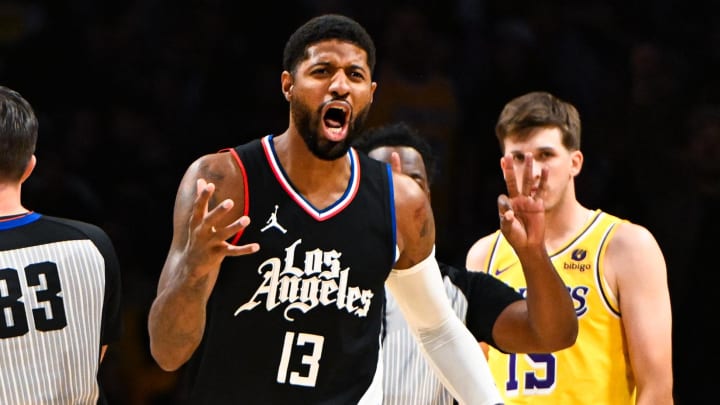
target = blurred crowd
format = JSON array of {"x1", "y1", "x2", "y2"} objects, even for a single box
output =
[{"x1": 1, "y1": 0, "x2": 718, "y2": 403}]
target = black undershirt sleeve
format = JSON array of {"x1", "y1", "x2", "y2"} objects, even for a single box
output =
[{"x1": 440, "y1": 262, "x2": 522, "y2": 349}]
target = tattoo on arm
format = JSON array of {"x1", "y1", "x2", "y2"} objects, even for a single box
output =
[{"x1": 419, "y1": 218, "x2": 429, "y2": 238}]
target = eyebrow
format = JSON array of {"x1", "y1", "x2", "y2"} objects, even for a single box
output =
[{"x1": 509, "y1": 146, "x2": 555, "y2": 154}]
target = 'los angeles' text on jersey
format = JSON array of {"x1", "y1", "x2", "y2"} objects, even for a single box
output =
[
  {"x1": 235, "y1": 238, "x2": 374, "y2": 321},
  {"x1": 177, "y1": 135, "x2": 396, "y2": 405}
]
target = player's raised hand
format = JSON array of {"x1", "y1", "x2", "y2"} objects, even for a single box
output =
[
  {"x1": 184, "y1": 178, "x2": 259, "y2": 274},
  {"x1": 389, "y1": 151, "x2": 403, "y2": 173},
  {"x1": 498, "y1": 153, "x2": 546, "y2": 249}
]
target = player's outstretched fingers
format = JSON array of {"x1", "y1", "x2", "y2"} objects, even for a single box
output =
[
  {"x1": 390, "y1": 151, "x2": 402, "y2": 173},
  {"x1": 205, "y1": 198, "x2": 235, "y2": 231},
  {"x1": 521, "y1": 152, "x2": 534, "y2": 196},
  {"x1": 190, "y1": 178, "x2": 215, "y2": 231},
  {"x1": 501, "y1": 154, "x2": 519, "y2": 197},
  {"x1": 497, "y1": 194, "x2": 514, "y2": 225},
  {"x1": 225, "y1": 217, "x2": 260, "y2": 255}
]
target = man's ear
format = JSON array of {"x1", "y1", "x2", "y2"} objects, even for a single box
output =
[
  {"x1": 284, "y1": 84, "x2": 293, "y2": 101},
  {"x1": 570, "y1": 150, "x2": 584, "y2": 177},
  {"x1": 281, "y1": 71, "x2": 294, "y2": 101},
  {"x1": 20, "y1": 155, "x2": 36, "y2": 184}
]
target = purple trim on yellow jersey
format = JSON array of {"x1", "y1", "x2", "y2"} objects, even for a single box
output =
[{"x1": 595, "y1": 221, "x2": 621, "y2": 316}]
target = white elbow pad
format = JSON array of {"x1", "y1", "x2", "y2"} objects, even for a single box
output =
[{"x1": 386, "y1": 250, "x2": 503, "y2": 405}]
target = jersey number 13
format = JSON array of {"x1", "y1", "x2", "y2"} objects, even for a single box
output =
[{"x1": 277, "y1": 331, "x2": 325, "y2": 387}]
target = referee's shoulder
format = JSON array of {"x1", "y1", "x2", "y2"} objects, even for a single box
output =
[
  {"x1": 42, "y1": 214, "x2": 106, "y2": 234},
  {"x1": 39, "y1": 215, "x2": 115, "y2": 248}
]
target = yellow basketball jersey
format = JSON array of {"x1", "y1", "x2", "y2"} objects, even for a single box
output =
[{"x1": 483, "y1": 209, "x2": 636, "y2": 404}]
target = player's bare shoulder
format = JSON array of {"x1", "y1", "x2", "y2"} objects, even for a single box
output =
[
  {"x1": 604, "y1": 220, "x2": 666, "y2": 287},
  {"x1": 391, "y1": 172, "x2": 427, "y2": 215},
  {"x1": 176, "y1": 151, "x2": 245, "y2": 218},
  {"x1": 182, "y1": 151, "x2": 245, "y2": 209},
  {"x1": 606, "y1": 221, "x2": 660, "y2": 257},
  {"x1": 466, "y1": 234, "x2": 496, "y2": 271}
]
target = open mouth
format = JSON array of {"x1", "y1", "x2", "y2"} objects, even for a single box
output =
[{"x1": 322, "y1": 101, "x2": 350, "y2": 141}]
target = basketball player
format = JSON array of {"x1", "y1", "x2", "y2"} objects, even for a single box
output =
[
  {"x1": 354, "y1": 121, "x2": 577, "y2": 405},
  {"x1": 0, "y1": 86, "x2": 123, "y2": 404},
  {"x1": 148, "y1": 14, "x2": 502, "y2": 404},
  {"x1": 466, "y1": 91, "x2": 673, "y2": 404}
]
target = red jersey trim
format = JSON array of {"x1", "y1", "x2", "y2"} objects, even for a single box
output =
[{"x1": 222, "y1": 147, "x2": 250, "y2": 245}]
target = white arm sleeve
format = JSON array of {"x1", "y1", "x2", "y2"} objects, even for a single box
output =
[{"x1": 386, "y1": 250, "x2": 503, "y2": 405}]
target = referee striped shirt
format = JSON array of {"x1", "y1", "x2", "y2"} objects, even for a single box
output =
[{"x1": 0, "y1": 213, "x2": 122, "y2": 405}]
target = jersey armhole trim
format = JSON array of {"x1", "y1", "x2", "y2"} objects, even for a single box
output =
[
  {"x1": 387, "y1": 163, "x2": 398, "y2": 263},
  {"x1": 226, "y1": 147, "x2": 249, "y2": 245},
  {"x1": 596, "y1": 222, "x2": 621, "y2": 316},
  {"x1": 484, "y1": 231, "x2": 503, "y2": 274}
]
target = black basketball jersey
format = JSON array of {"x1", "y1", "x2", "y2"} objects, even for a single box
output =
[
  {"x1": 179, "y1": 135, "x2": 397, "y2": 404},
  {"x1": 0, "y1": 212, "x2": 122, "y2": 405}
]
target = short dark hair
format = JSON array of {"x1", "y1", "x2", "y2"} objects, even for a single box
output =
[
  {"x1": 354, "y1": 121, "x2": 437, "y2": 186},
  {"x1": 283, "y1": 14, "x2": 376, "y2": 75},
  {"x1": 495, "y1": 91, "x2": 581, "y2": 152},
  {"x1": 0, "y1": 86, "x2": 38, "y2": 181}
]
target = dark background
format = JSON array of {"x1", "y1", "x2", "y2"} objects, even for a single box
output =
[{"x1": 2, "y1": 0, "x2": 718, "y2": 403}]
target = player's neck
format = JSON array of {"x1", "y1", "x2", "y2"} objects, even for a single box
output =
[
  {"x1": 273, "y1": 131, "x2": 352, "y2": 209},
  {"x1": 544, "y1": 199, "x2": 591, "y2": 252}
]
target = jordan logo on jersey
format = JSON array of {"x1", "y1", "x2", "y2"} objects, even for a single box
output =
[
  {"x1": 261, "y1": 204, "x2": 287, "y2": 234},
  {"x1": 234, "y1": 238, "x2": 374, "y2": 321}
]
